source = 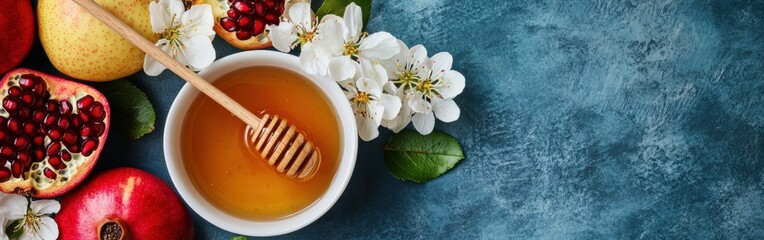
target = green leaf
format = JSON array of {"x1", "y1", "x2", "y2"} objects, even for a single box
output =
[
  {"x1": 231, "y1": 235, "x2": 248, "y2": 240},
  {"x1": 96, "y1": 79, "x2": 156, "y2": 139},
  {"x1": 316, "y1": 0, "x2": 372, "y2": 28},
  {"x1": 5, "y1": 219, "x2": 23, "y2": 239},
  {"x1": 383, "y1": 129, "x2": 465, "y2": 183}
]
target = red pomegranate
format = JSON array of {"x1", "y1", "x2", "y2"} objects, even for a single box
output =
[
  {"x1": 0, "y1": 0, "x2": 35, "y2": 74},
  {"x1": 195, "y1": 0, "x2": 309, "y2": 50},
  {"x1": 57, "y1": 167, "x2": 194, "y2": 240},
  {"x1": 0, "y1": 68, "x2": 110, "y2": 198}
]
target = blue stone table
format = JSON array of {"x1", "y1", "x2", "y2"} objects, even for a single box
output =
[{"x1": 20, "y1": 0, "x2": 764, "y2": 239}]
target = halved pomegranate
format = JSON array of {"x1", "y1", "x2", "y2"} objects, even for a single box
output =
[
  {"x1": 0, "y1": 68, "x2": 109, "y2": 198},
  {"x1": 195, "y1": 0, "x2": 310, "y2": 50}
]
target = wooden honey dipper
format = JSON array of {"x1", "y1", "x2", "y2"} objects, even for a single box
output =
[{"x1": 73, "y1": 0, "x2": 319, "y2": 179}]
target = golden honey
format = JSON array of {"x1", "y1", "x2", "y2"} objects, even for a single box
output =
[{"x1": 181, "y1": 66, "x2": 340, "y2": 220}]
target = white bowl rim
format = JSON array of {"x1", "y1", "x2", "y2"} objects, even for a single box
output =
[{"x1": 163, "y1": 50, "x2": 358, "y2": 237}]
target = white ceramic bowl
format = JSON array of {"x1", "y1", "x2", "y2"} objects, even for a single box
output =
[{"x1": 163, "y1": 51, "x2": 357, "y2": 236}]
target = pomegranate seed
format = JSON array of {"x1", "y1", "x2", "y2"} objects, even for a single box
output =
[
  {"x1": 236, "y1": 30, "x2": 252, "y2": 40},
  {"x1": 233, "y1": 0, "x2": 254, "y2": 14},
  {"x1": 47, "y1": 142, "x2": 62, "y2": 156},
  {"x1": 254, "y1": 2, "x2": 265, "y2": 16},
  {"x1": 263, "y1": 13, "x2": 278, "y2": 23},
  {"x1": 13, "y1": 136, "x2": 29, "y2": 150},
  {"x1": 17, "y1": 107, "x2": 30, "y2": 119},
  {"x1": 61, "y1": 150, "x2": 72, "y2": 162},
  {"x1": 32, "y1": 80, "x2": 47, "y2": 96},
  {"x1": 227, "y1": 9, "x2": 239, "y2": 19},
  {"x1": 8, "y1": 86, "x2": 22, "y2": 97},
  {"x1": 62, "y1": 130, "x2": 77, "y2": 146},
  {"x1": 18, "y1": 75, "x2": 36, "y2": 90},
  {"x1": 46, "y1": 100, "x2": 57, "y2": 113},
  {"x1": 81, "y1": 138, "x2": 99, "y2": 157},
  {"x1": 80, "y1": 124, "x2": 93, "y2": 137},
  {"x1": 238, "y1": 15, "x2": 252, "y2": 28},
  {"x1": 264, "y1": 0, "x2": 276, "y2": 8},
  {"x1": 60, "y1": 100, "x2": 73, "y2": 115},
  {"x1": 93, "y1": 122, "x2": 105, "y2": 137},
  {"x1": 17, "y1": 152, "x2": 30, "y2": 164},
  {"x1": 11, "y1": 162, "x2": 22, "y2": 178},
  {"x1": 7, "y1": 118, "x2": 20, "y2": 134},
  {"x1": 48, "y1": 155, "x2": 62, "y2": 167},
  {"x1": 253, "y1": 19, "x2": 266, "y2": 36},
  {"x1": 79, "y1": 111, "x2": 91, "y2": 123},
  {"x1": 23, "y1": 120, "x2": 37, "y2": 134},
  {"x1": 43, "y1": 113, "x2": 57, "y2": 126},
  {"x1": 0, "y1": 129, "x2": 6, "y2": 142},
  {"x1": 20, "y1": 93, "x2": 35, "y2": 106},
  {"x1": 32, "y1": 109, "x2": 46, "y2": 122},
  {"x1": 47, "y1": 127, "x2": 63, "y2": 141},
  {"x1": 32, "y1": 134, "x2": 44, "y2": 146},
  {"x1": 3, "y1": 97, "x2": 20, "y2": 113},
  {"x1": 44, "y1": 168, "x2": 57, "y2": 179},
  {"x1": 0, "y1": 168, "x2": 10, "y2": 182},
  {"x1": 220, "y1": 18, "x2": 238, "y2": 32},
  {"x1": 77, "y1": 95, "x2": 94, "y2": 110},
  {"x1": 58, "y1": 117, "x2": 71, "y2": 129},
  {"x1": 0, "y1": 146, "x2": 13, "y2": 157},
  {"x1": 70, "y1": 115, "x2": 82, "y2": 129},
  {"x1": 0, "y1": 117, "x2": 5, "y2": 126},
  {"x1": 32, "y1": 148, "x2": 45, "y2": 162},
  {"x1": 275, "y1": 1, "x2": 284, "y2": 14},
  {"x1": 68, "y1": 143, "x2": 81, "y2": 153},
  {"x1": 90, "y1": 102, "x2": 105, "y2": 121}
]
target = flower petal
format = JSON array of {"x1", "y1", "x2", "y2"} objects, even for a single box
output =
[
  {"x1": 328, "y1": 57, "x2": 357, "y2": 82},
  {"x1": 407, "y1": 44, "x2": 428, "y2": 71},
  {"x1": 432, "y1": 98, "x2": 460, "y2": 122},
  {"x1": 357, "y1": 32, "x2": 399, "y2": 61},
  {"x1": 315, "y1": 16, "x2": 347, "y2": 55},
  {"x1": 408, "y1": 93, "x2": 431, "y2": 113},
  {"x1": 299, "y1": 43, "x2": 319, "y2": 74},
  {"x1": 380, "y1": 40, "x2": 408, "y2": 78},
  {"x1": 179, "y1": 4, "x2": 216, "y2": 38},
  {"x1": 343, "y1": 2, "x2": 362, "y2": 43},
  {"x1": 30, "y1": 200, "x2": 60, "y2": 216},
  {"x1": 266, "y1": 22, "x2": 298, "y2": 52},
  {"x1": 35, "y1": 217, "x2": 59, "y2": 240},
  {"x1": 379, "y1": 93, "x2": 401, "y2": 120},
  {"x1": 288, "y1": 3, "x2": 314, "y2": 29},
  {"x1": 356, "y1": 113, "x2": 379, "y2": 141},
  {"x1": 438, "y1": 70, "x2": 466, "y2": 99},
  {"x1": 382, "y1": 101, "x2": 411, "y2": 133},
  {"x1": 143, "y1": 39, "x2": 172, "y2": 76},
  {"x1": 412, "y1": 111, "x2": 435, "y2": 135},
  {"x1": 0, "y1": 193, "x2": 28, "y2": 219},
  {"x1": 148, "y1": 0, "x2": 170, "y2": 33},
  {"x1": 180, "y1": 35, "x2": 216, "y2": 70},
  {"x1": 356, "y1": 77, "x2": 382, "y2": 97},
  {"x1": 429, "y1": 52, "x2": 453, "y2": 77}
]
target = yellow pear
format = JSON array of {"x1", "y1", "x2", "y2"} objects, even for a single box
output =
[{"x1": 38, "y1": 0, "x2": 158, "y2": 82}]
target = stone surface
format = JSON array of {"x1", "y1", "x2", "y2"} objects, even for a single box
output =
[{"x1": 19, "y1": 0, "x2": 764, "y2": 239}]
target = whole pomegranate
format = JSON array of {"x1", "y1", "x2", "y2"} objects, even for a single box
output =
[
  {"x1": 0, "y1": 0, "x2": 35, "y2": 74},
  {"x1": 57, "y1": 167, "x2": 194, "y2": 240},
  {"x1": 0, "y1": 68, "x2": 110, "y2": 198},
  {"x1": 38, "y1": 0, "x2": 156, "y2": 81},
  {"x1": 195, "y1": 0, "x2": 309, "y2": 50}
]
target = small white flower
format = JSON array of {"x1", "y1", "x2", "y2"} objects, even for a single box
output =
[
  {"x1": 0, "y1": 193, "x2": 60, "y2": 240},
  {"x1": 310, "y1": 3, "x2": 399, "y2": 81},
  {"x1": 342, "y1": 61, "x2": 401, "y2": 141},
  {"x1": 408, "y1": 52, "x2": 465, "y2": 135},
  {"x1": 266, "y1": 3, "x2": 317, "y2": 53},
  {"x1": 144, "y1": 0, "x2": 216, "y2": 76},
  {"x1": 381, "y1": 40, "x2": 429, "y2": 133}
]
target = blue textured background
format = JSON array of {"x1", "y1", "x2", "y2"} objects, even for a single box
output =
[{"x1": 19, "y1": 0, "x2": 764, "y2": 239}]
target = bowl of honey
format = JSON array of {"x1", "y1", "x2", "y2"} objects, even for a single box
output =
[{"x1": 163, "y1": 51, "x2": 357, "y2": 236}]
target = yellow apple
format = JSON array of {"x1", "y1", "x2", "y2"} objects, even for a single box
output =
[{"x1": 38, "y1": 0, "x2": 158, "y2": 82}]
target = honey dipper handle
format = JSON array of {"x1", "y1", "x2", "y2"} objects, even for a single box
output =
[{"x1": 72, "y1": 0, "x2": 262, "y2": 128}]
